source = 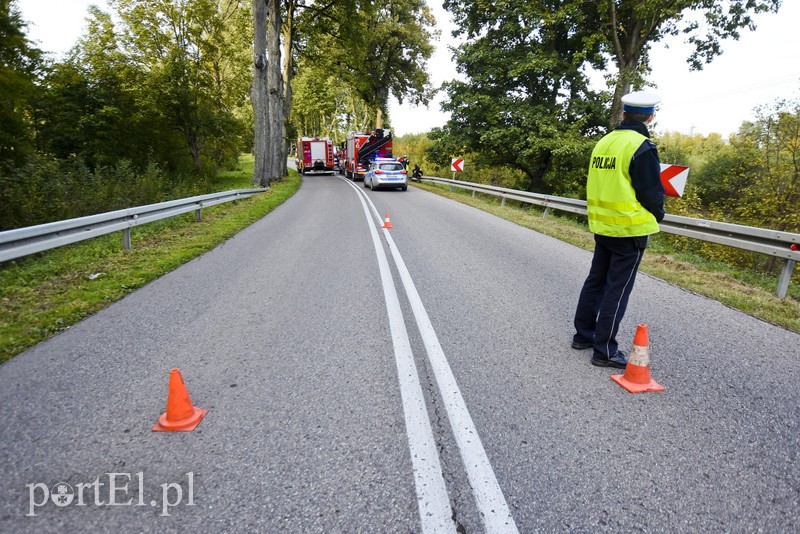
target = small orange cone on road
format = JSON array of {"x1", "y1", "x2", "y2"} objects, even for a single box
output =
[
  {"x1": 610, "y1": 324, "x2": 665, "y2": 393},
  {"x1": 153, "y1": 369, "x2": 208, "y2": 432},
  {"x1": 383, "y1": 213, "x2": 393, "y2": 229}
]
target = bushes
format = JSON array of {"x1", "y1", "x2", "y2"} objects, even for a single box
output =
[
  {"x1": 0, "y1": 154, "x2": 212, "y2": 230},
  {"x1": 396, "y1": 131, "x2": 594, "y2": 198}
]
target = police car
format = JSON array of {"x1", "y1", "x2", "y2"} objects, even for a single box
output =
[{"x1": 364, "y1": 158, "x2": 408, "y2": 191}]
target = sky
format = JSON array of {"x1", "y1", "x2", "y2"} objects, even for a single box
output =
[{"x1": 17, "y1": 0, "x2": 800, "y2": 139}]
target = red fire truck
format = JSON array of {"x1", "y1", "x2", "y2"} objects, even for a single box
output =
[
  {"x1": 344, "y1": 129, "x2": 393, "y2": 181},
  {"x1": 295, "y1": 137, "x2": 335, "y2": 174}
]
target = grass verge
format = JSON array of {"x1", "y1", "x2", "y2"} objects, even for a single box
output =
[
  {"x1": 412, "y1": 181, "x2": 800, "y2": 333},
  {"x1": 0, "y1": 160, "x2": 300, "y2": 364}
]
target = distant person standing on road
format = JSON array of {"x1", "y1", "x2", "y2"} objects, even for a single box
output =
[{"x1": 572, "y1": 92, "x2": 666, "y2": 368}]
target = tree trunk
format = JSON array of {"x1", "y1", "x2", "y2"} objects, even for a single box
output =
[
  {"x1": 607, "y1": 1, "x2": 642, "y2": 130},
  {"x1": 280, "y1": 0, "x2": 296, "y2": 177},
  {"x1": 252, "y1": 0, "x2": 270, "y2": 187},
  {"x1": 189, "y1": 137, "x2": 202, "y2": 173},
  {"x1": 375, "y1": 85, "x2": 389, "y2": 130},
  {"x1": 609, "y1": 64, "x2": 635, "y2": 130},
  {"x1": 361, "y1": 107, "x2": 370, "y2": 131},
  {"x1": 267, "y1": 0, "x2": 283, "y2": 183}
]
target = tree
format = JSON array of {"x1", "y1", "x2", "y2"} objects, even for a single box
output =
[
  {"x1": 0, "y1": 0, "x2": 42, "y2": 168},
  {"x1": 252, "y1": 0, "x2": 283, "y2": 186},
  {"x1": 279, "y1": 0, "x2": 299, "y2": 177},
  {"x1": 597, "y1": 0, "x2": 781, "y2": 127},
  {"x1": 737, "y1": 101, "x2": 800, "y2": 234},
  {"x1": 111, "y1": 0, "x2": 250, "y2": 173},
  {"x1": 691, "y1": 141, "x2": 761, "y2": 211},
  {"x1": 352, "y1": 0, "x2": 436, "y2": 128},
  {"x1": 438, "y1": 0, "x2": 607, "y2": 193},
  {"x1": 267, "y1": 0, "x2": 283, "y2": 181},
  {"x1": 290, "y1": 66, "x2": 348, "y2": 138},
  {"x1": 35, "y1": 7, "x2": 186, "y2": 170},
  {"x1": 297, "y1": 0, "x2": 435, "y2": 131},
  {"x1": 201, "y1": 1, "x2": 254, "y2": 168},
  {"x1": 268, "y1": 0, "x2": 351, "y2": 177},
  {"x1": 252, "y1": 0, "x2": 269, "y2": 185}
]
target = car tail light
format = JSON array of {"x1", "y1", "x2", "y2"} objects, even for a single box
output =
[
  {"x1": 400, "y1": 170, "x2": 407, "y2": 175},
  {"x1": 375, "y1": 169, "x2": 385, "y2": 174}
]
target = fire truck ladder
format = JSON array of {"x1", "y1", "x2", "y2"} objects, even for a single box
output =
[{"x1": 357, "y1": 129, "x2": 393, "y2": 165}]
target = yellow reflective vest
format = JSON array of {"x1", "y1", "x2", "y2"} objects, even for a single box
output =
[{"x1": 586, "y1": 129, "x2": 660, "y2": 237}]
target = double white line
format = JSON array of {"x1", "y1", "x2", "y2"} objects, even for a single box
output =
[{"x1": 341, "y1": 178, "x2": 518, "y2": 534}]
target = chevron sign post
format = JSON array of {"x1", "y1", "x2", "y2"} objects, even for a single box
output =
[
  {"x1": 451, "y1": 157, "x2": 464, "y2": 182},
  {"x1": 660, "y1": 164, "x2": 689, "y2": 198}
]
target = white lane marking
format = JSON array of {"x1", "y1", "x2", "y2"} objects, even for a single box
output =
[
  {"x1": 347, "y1": 179, "x2": 454, "y2": 533},
  {"x1": 342, "y1": 178, "x2": 519, "y2": 533},
  {"x1": 382, "y1": 230, "x2": 519, "y2": 533}
]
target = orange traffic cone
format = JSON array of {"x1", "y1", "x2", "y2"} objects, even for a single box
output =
[
  {"x1": 152, "y1": 369, "x2": 208, "y2": 432},
  {"x1": 383, "y1": 213, "x2": 393, "y2": 229},
  {"x1": 610, "y1": 324, "x2": 665, "y2": 393}
]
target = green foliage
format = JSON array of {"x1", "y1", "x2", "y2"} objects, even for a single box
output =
[
  {"x1": 399, "y1": 130, "x2": 559, "y2": 192},
  {"x1": 673, "y1": 101, "x2": 800, "y2": 237},
  {"x1": 293, "y1": 0, "x2": 436, "y2": 132},
  {"x1": 5, "y1": 0, "x2": 437, "y2": 201},
  {"x1": 679, "y1": 0, "x2": 782, "y2": 70},
  {"x1": 425, "y1": 94, "x2": 800, "y2": 281},
  {"x1": 591, "y1": 0, "x2": 781, "y2": 125},
  {"x1": 394, "y1": 133, "x2": 433, "y2": 172},
  {"x1": 0, "y1": 0, "x2": 43, "y2": 167},
  {"x1": 650, "y1": 101, "x2": 800, "y2": 277},
  {"x1": 350, "y1": 0, "x2": 436, "y2": 126},
  {"x1": 290, "y1": 66, "x2": 361, "y2": 141},
  {"x1": 0, "y1": 153, "x2": 213, "y2": 230},
  {"x1": 107, "y1": 0, "x2": 251, "y2": 172},
  {"x1": 0, "y1": 0, "x2": 256, "y2": 230},
  {"x1": 434, "y1": 0, "x2": 787, "y2": 198},
  {"x1": 33, "y1": 36, "x2": 189, "y2": 171},
  {"x1": 434, "y1": 0, "x2": 605, "y2": 194},
  {"x1": 692, "y1": 140, "x2": 761, "y2": 211}
]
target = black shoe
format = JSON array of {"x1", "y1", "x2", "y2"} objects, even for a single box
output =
[
  {"x1": 591, "y1": 351, "x2": 629, "y2": 369},
  {"x1": 571, "y1": 340, "x2": 593, "y2": 350}
]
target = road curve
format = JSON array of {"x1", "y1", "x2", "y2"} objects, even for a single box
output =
[{"x1": 0, "y1": 172, "x2": 798, "y2": 532}]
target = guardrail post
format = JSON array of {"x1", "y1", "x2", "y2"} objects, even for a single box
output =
[
  {"x1": 122, "y1": 228, "x2": 132, "y2": 250},
  {"x1": 472, "y1": 190, "x2": 476, "y2": 199},
  {"x1": 543, "y1": 206, "x2": 551, "y2": 220},
  {"x1": 777, "y1": 259, "x2": 796, "y2": 298},
  {"x1": 501, "y1": 195, "x2": 506, "y2": 207},
  {"x1": 195, "y1": 208, "x2": 202, "y2": 222}
]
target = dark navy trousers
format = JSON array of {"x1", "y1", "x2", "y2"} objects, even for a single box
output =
[{"x1": 573, "y1": 234, "x2": 647, "y2": 359}]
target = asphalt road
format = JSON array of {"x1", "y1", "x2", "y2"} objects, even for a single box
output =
[{"x1": 0, "y1": 170, "x2": 798, "y2": 532}]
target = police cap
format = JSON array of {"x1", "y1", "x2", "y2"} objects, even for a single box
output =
[{"x1": 622, "y1": 91, "x2": 661, "y2": 114}]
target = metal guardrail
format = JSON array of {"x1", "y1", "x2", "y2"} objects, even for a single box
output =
[
  {"x1": 420, "y1": 176, "x2": 800, "y2": 298},
  {"x1": 0, "y1": 188, "x2": 266, "y2": 263}
]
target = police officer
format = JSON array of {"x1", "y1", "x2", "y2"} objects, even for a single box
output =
[{"x1": 572, "y1": 92, "x2": 665, "y2": 368}]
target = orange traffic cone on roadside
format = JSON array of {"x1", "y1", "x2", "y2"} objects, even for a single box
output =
[
  {"x1": 383, "y1": 213, "x2": 393, "y2": 229},
  {"x1": 610, "y1": 324, "x2": 665, "y2": 393},
  {"x1": 152, "y1": 369, "x2": 208, "y2": 432}
]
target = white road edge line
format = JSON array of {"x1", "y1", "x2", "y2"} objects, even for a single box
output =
[
  {"x1": 345, "y1": 178, "x2": 454, "y2": 533},
  {"x1": 342, "y1": 178, "x2": 519, "y2": 533}
]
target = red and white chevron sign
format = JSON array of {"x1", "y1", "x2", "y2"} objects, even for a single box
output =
[
  {"x1": 659, "y1": 164, "x2": 689, "y2": 198},
  {"x1": 451, "y1": 158, "x2": 464, "y2": 172}
]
